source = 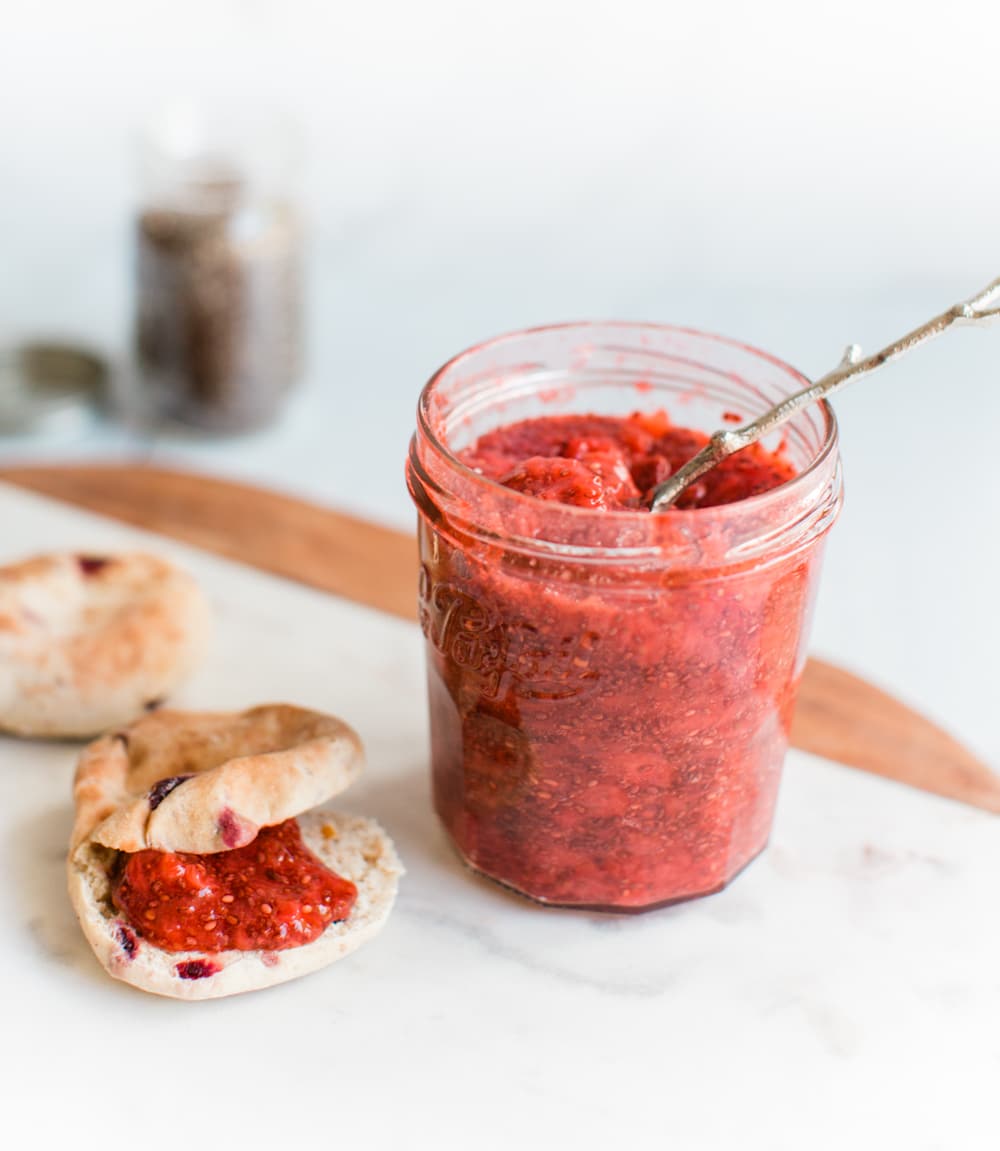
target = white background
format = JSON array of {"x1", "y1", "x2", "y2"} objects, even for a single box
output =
[{"x1": 0, "y1": 0, "x2": 997, "y2": 761}]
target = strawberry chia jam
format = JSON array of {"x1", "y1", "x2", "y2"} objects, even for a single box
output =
[
  {"x1": 407, "y1": 323, "x2": 842, "y2": 911},
  {"x1": 462, "y1": 411, "x2": 796, "y2": 511},
  {"x1": 113, "y1": 818, "x2": 356, "y2": 951}
]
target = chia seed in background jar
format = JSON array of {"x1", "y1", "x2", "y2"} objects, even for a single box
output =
[{"x1": 134, "y1": 114, "x2": 303, "y2": 433}]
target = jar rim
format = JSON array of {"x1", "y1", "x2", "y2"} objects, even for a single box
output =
[{"x1": 415, "y1": 320, "x2": 839, "y2": 531}]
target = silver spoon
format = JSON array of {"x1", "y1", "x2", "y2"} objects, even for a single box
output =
[{"x1": 649, "y1": 275, "x2": 1000, "y2": 512}]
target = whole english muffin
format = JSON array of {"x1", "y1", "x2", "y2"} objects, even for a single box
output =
[
  {"x1": 67, "y1": 705, "x2": 403, "y2": 1000},
  {"x1": 0, "y1": 552, "x2": 210, "y2": 738}
]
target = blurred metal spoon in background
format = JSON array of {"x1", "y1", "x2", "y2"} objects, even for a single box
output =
[{"x1": 0, "y1": 341, "x2": 107, "y2": 436}]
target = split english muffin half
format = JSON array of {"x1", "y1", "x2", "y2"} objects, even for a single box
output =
[
  {"x1": 67, "y1": 704, "x2": 403, "y2": 1000},
  {"x1": 0, "y1": 551, "x2": 210, "y2": 738}
]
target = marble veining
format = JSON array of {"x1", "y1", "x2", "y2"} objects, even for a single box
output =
[{"x1": 0, "y1": 483, "x2": 996, "y2": 1151}]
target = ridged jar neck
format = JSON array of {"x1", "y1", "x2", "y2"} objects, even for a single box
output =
[{"x1": 407, "y1": 322, "x2": 842, "y2": 576}]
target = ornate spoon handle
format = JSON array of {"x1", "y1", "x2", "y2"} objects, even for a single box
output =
[{"x1": 649, "y1": 275, "x2": 1000, "y2": 512}]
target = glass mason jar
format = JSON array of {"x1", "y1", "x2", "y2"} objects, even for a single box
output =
[
  {"x1": 406, "y1": 323, "x2": 843, "y2": 912},
  {"x1": 133, "y1": 113, "x2": 303, "y2": 433}
]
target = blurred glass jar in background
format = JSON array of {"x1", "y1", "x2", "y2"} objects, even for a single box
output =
[{"x1": 134, "y1": 111, "x2": 303, "y2": 433}]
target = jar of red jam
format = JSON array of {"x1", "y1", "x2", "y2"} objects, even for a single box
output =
[{"x1": 407, "y1": 323, "x2": 842, "y2": 911}]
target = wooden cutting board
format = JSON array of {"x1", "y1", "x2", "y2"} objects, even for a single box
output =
[{"x1": 3, "y1": 462, "x2": 997, "y2": 814}]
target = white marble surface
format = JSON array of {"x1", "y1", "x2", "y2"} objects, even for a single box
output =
[{"x1": 0, "y1": 483, "x2": 997, "y2": 1151}]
